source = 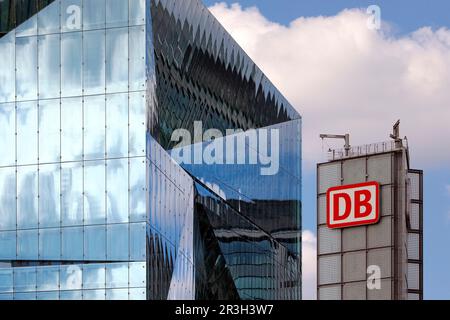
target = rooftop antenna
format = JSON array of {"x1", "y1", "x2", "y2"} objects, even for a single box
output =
[
  {"x1": 319, "y1": 133, "x2": 351, "y2": 157},
  {"x1": 390, "y1": 119, "x2": 402, "y2": 148}
]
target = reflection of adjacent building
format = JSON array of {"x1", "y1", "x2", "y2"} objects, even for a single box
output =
[
  {"x1": 0, "y1": 0, "x2": 302, "y2": 300},
  {"x1": 194, "y1": 182, "x2": 300, "y2": 300},
  {"x1": 171, "y1": 121, "x2": 302, "y2": 299}
]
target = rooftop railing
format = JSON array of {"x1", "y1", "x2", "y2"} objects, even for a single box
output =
[{"x1": 327, "y1": 140, "x2": 404, "y2": 161}]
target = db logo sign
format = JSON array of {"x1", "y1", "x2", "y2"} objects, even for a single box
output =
[{"x1": 327, "y1": 182, "x2": 380, "y2": 229}]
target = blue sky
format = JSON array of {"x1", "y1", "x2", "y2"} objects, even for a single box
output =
[
  {"x1": 204, "y1": 0, "x2": 450, "y2": 300},
  {"x1": 204, "y1": 0, "x2": 450, "y2": 35}
]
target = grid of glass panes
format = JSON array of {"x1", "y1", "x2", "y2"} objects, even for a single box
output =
[
  {"x1": 0, "y1": 262, "x2": 146, "y2": 300},
  {"x1": 0, "y1": 0, "x2": 147, "y2": 300}
]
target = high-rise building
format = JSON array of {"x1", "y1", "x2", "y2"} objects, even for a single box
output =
[
  {"x1": 317, "y1": 127, "x2": 423, "y2": 300},
  {"x1": 0, "y1": 0, "x2": 302, "y2": 300}
]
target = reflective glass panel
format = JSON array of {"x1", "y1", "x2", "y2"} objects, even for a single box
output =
[
  {"x1": 17, "y1": 101, "x2": 38, "y2": 165},
  {"x1": 60, "y1": 265, "x2": 82, "y2": 290},
  {"x1": 14, "y1": 267, "x2": 36, "y2": 292},
  {"x1": 38, "y1": 0, "x2": 61, "y2": 35},
  {"x1": 0, "y1": 33, "x2": 15, "y2": 103},
  {"x1": 0, "y1": 167, "x2": 16, "y2": 231},
  {"x1": 129, "y1": 288, "x2": 146, "y2": 300},
  {"x1": 129, "y1": 92, "x2": 146, "y2": 156},
  {"x1": 61, "y1": 32, "x2": 82, "y2": 97},
  {"x1": 61, "y1": 227, "x2": 83, "y2": 260},
  {"x1": 84, "y1": 225, "x2": 106, "y2": 260},
  {"x1": 106, "y1": 263, "x2": 128, "y2": 288},
  {"x1": 17, "y1": 166, "x2": 38, "y2": 229},
  {"x1": 0, "y1": 231, "x2": 16, "y2": 259},
  {"x1": 130, "y1": 223, "x2": 146, "y2": 261},
  {"x1": 39, "y1": 228, "x2": 61, "y2": 260},
  {"x1": 61, "y1": 162, "x2": 83, "y2": 226},
  {"x1": 13, "y1": 292, "x2": 35, "y2": 300},
  {"x1": 83, "y1": 289, "x2": 105, "y2": 300},
  {"x1": 17, "y1": 229, "x2": 38, "y2": 260},
  {"x1": 83, "y1": 30, "x2": 105, "y2": 95},
  {"x1": 39, "y1": 99, "x2": 60, "y2": 163},
  {"x1": 107, "y1": 224, "x2": 129, "y2": 261},
  {"x1": 0, "y1": 269, "x2": 13, "y2": 293},
  {"x1": 61, "y1": 97, "x2": 82, "y2": 161},
  {"x1": 83, "y1": 0, "x2": 105, "y2": 30},
  {"x1": 16, "y1": 15, "x2": 37, "y2": 37},
  {"x1": 106, "y1": 28, "x2": 128, "y2": 93},
  {"x1": 37, "y1": 291, "x2": 59, "y2": 300},
  {"x1": 106, "y1": 288, "x2": 128, "y2": 300},
  {"x1": 129, "y1": 262, "x2": 145, "y2": 287},
  {"x1": 84, "y1": 161, "x2": 106, "y2": 224},
  {"x1": 129, "y1": 158, "x2": 146, "y2": 222},
  {"x1": 106, "y1": 0, "x2": 128, "y2": 28},
  {"x1": 106, "y1": 93, "x2": 128, "y2": 158},
  {"x1": 60, "y1": 290, "x2": 82, "y2": 300},
  {"x1": 38, "y1": 34, "x2": 61, "y2": 99},
  {"x1": 39, "y1": 164, "x2": 61, "y2": 228},
  {"x1": 83, "y1": 264, "x2": 105, "y2": 290},
  {"x1": 129, "y1": 0, "x2": 145, "y2": 26},
  {"x1": 84, "y1": 95, "x2": 105, "y2": 160},
  {"x1": 129, "y1": 26, "x2": 145, "y2": 91},
  {"x1": 16, "y1": 36, "x2": 38, "y2": 101},
  {"x1": 37, "y1": 266, "x2": 59, "y2": 291},
  {"x1": 106, "y1": 158, "x2": 128, "y2": 223}
]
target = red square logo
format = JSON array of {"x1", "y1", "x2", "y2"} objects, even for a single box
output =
[{"x1": 326, "y1": 181, "x2": 380, "y2": 229}]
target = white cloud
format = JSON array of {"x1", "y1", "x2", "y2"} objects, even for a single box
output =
[
  {"x1": 301, "y1": 230, "x2": 317, "y2": 300},
  {"x1": 209, "y1": 3, "x2": 450, "y2": 170}
]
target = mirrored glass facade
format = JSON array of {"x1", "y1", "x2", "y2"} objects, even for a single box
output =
[
  {"x1": 0, "y1": 0, "x2": 146, "y2": 300},
  {"x1": 0, "y1": 0, "x2": 302, "y2": 300}
]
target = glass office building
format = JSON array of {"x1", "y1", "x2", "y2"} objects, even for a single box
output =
[{"x1": 0, "y1": 0, "x2": 302, "y2": 300}]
